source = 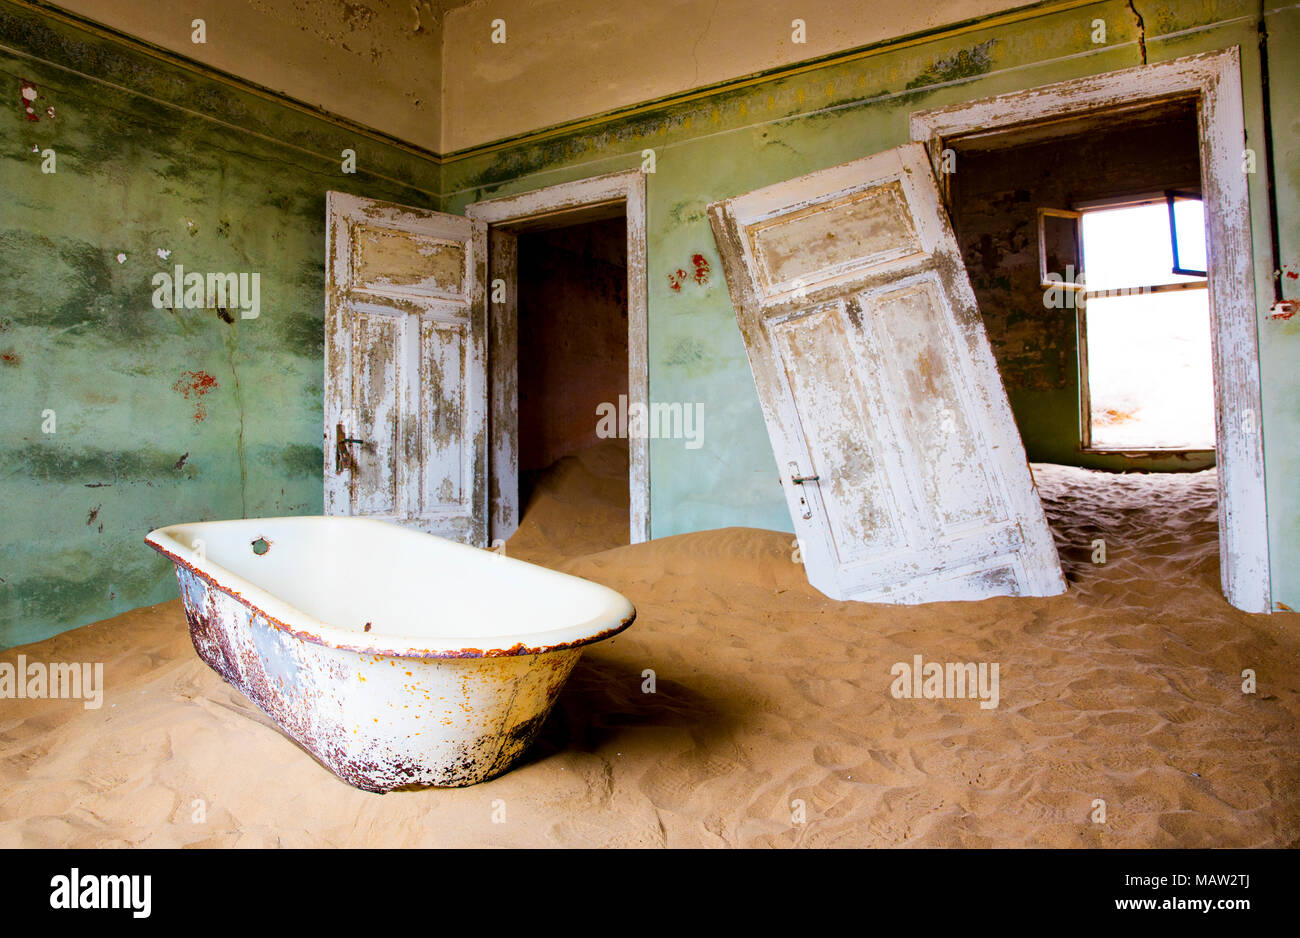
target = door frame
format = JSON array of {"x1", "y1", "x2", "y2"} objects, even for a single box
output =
[
  {"x1": 909, "y1": 47, "x2": 1271, "y2": 614},
  {"x1": 466, "y1": 170, "x2": 650, "y2": 544}
]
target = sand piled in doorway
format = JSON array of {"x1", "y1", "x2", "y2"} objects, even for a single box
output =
[{"x1": 2, "y1": 447, "x2": 1297, "y2": 847}]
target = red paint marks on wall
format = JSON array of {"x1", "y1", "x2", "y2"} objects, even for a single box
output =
[
  {"x1": 20, "y1": 80, "x2": 39, "y2": 121},
  {"x1": 0, "y1": 347, "x2": 19, "y2": 366},
  {"x1": 668, "y1": 254, "x2": 712, "y2": 294},
  {"x1": 691, "y1": 253, "x2": 711, "y2": 285},
  {"x1": 173, "y1": 370, "x2": 219, "y2": 421},
  {"x1": 1269, "y1": 301, "x2": 1297, "y2": 321}
]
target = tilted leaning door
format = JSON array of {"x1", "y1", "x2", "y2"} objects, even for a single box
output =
[
  {"x1": 324, "y1": 192, "x2": 488, "y2": 545},
  {"x1": 708, "y1": 144, "x2": 1065, "y2": 603}
]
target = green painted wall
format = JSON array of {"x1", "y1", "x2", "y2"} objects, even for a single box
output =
[
  {"x1": 0, "y1": 2, "x2": 440, "y2": 647},
  {"x1": 1260, "y1": 0, "x2": 1300, "y2": 613},
  {"x1": 3, "y1": 0, "x2": 1297, "y2": 650},
  {"x1": 442, "y1": 0, "x2": 1299, "y2": 611}
]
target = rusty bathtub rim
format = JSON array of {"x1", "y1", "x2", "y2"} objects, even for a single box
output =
[{"x1": 145, "y1": 519, "x2": 636, "y2": 660}]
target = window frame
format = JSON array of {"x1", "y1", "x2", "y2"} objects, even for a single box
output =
[{"x1": 1072, "y1": 194, "x2": 1213, "y2": 456}]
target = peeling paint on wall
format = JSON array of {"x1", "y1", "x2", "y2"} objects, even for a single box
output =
[
  {"x1": 0, "y1": 1, "x2": 441, "y2": 649},
  {"x1": 19, "y1": 79, "x2": 38, "y2": 121}
]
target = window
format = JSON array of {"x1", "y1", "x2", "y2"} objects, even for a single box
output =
[{"x1": 1075, "y1": 197, "x2": 1214, "y2": 452}]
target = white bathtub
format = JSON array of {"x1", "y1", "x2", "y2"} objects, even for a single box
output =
[{"x1": 145, "y1": 516, "x2": 635, "y2": 792}]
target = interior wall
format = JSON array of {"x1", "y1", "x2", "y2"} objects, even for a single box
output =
[
  {"x1": 0, "y1": 1, "x2": 441, "y2": 648},
  {"x1": 1259, "y1": 1, "x2": 1300, "y2": 614},
  {"x1": 948, "y1": 109, "x2": 1208, "y2": 471},
  {"x1": 5, "y1": 0, "x2": 1299, "y2": 644},
  {"x1": 442, "y1": 0, "x2": 1299, "y2": 611},
  {"x1": 48, "y1": 0, "x2": 445, "y2": 151},
  {"x1": 516, "y1": 217, "x2": 628, "y2": 475},
  {"x1": 440, "y1": 0, "x2": 1038, "y2": 152}
]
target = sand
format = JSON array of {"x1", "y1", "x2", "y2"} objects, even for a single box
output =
[{"x1": 2, "y1": 442, "x2": 1297, "y2": 847}]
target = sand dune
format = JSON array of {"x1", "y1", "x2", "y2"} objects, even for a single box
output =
[{"x1": 1, "y1": 444, "x2": 1296, "y2": 847}]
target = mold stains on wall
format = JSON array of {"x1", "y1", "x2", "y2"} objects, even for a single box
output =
[
  {"x1": 5, "y1": 443, "x2": 199, "y2": 484},
  {"x1": 663, "y1": 335, "x2": 717, "y2": 381},
  {"x1": 905, "y1": 40, "x2": 996, "y2": 90},
  {"x1": 275, "y1": 442, "x2": 323, "y2": 478}
]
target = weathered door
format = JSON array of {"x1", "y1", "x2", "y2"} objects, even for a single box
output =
[
  {"x1": 325, "y1": 192, "x2": 488, "y2": 546},
  {"x1": 708, "y1": 144, "x2": 1065, "y2": 603}
]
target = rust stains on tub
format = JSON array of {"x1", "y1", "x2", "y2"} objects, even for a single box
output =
[{"x1": 145, "y1": 517, "x2": 635, "y2": 791}]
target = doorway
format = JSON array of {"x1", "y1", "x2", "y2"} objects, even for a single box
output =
[
  {"x1": 944, "y1": 96, "x2": 1213, "y2": 464},
  {"x1": 515, "y1": 215, "x2": 630, "y2": 553},
  {"x1": 912, "y1": 49, "x2": 1270, "y2": 613},
  {"x1": 466, "y1": 170, "x2": 650, "y2": 547}
]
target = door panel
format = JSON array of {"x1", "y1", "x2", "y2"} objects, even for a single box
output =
[
  {"x1": 864, "y1": 277, "x2": 1001, "y2": 534},
  {"x1": 417, "y1": 318, "x2": 469, "y2": 513},
  {"x1": 352, "y1": 224, "x2": 467, "y2": 297},
  {"x1": 350, "y1": 310, "x2": 401, "y2": 516},
  {"x1": 325, "y1": 192, "x2": 488, "y2": 545},
  {"x1": 748, "y1": 180, "x2": 924, "y2": 293},
  {"x1": 708, "y1": 143, "x2": 1064, "y2": 603},
  {"x1": 767, "y1": 301, "x2": 909, "y2": 565}
]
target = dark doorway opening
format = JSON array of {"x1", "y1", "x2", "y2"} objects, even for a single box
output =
[{"x1": 514, "y1": 215, "x2": 630, "y2": 548}]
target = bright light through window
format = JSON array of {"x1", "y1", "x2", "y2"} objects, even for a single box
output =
[{"x1": 1080, "y1": 200, "x2": 1215, "y2": 451}]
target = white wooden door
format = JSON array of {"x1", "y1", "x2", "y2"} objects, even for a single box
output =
[
  {"x1": 325, "y1": 192, "x2": 488, "y2": 546},
  {"x1": 708, "y1": 144, "x2": 1065, "y2": 603}
]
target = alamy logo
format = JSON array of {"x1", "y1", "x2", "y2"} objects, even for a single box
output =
[
  {"x1": 595, "y1": 394, "x2": 704, "y2": 449},
  {"x1": 0, "y1": 655, "x2": 103, "y2": 709},
  {"x1": 50, "y1": 868, "x2": 151, "y2": 918},
  {"x1": 151, "y1": 264, "x2": 260, "y2": 319},
  {"x1": 890, "y1": 654, "x2": 1000, "y2": 709},
  {"x1": 1042, "y1": 267, "x2": 1153, "y2": 310}
]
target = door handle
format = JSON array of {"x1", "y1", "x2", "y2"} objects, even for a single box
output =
[
  {"x1": 787, "y1": 462, "x2": 818, "y2": 519},
  {"x1": 335, "y1": 422, "x2": 366, "y2": 473}
]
